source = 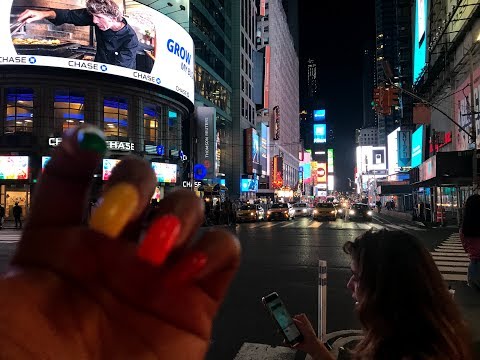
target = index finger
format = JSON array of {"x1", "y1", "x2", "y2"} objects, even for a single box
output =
[{"x1": 26, "y1": 126, "x2": 106, "y2": 229}]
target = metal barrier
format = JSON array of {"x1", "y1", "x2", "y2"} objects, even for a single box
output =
[{"x1": 318, "y1": 260, "x2": 327, "y2": 342}]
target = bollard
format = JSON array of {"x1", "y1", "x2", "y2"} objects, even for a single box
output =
[{"x1": 318, "y1": 260, "x2": 327, "y2": 342}]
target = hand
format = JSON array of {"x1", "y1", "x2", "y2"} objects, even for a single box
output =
[
  {"x1": 292, "y1": 314, "x2": 334, "y2": 360},
  {"x1": 18, "y1": 9, "x2": 54, "y2": 23},
  {"x1": 0, "y1": 126, "x2": 241, "y2": 359}
]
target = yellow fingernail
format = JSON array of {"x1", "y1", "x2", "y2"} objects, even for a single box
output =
[{"x1": 89, "y1": 183, "x2": 139, "y2": 238}]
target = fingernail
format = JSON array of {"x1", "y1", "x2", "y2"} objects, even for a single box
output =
[
  {"x1": 77, "y1": 127, "x2": 107, "y2": 155},
  {"x1": 137, "y1": 215, "x2": 181, "y2": 266},
  {"x1": 89, "y1": 183, "x2": 139, "y2": 238},
  {"x1": 165, "y1": 251, "x2": 208, "y2": 286}
]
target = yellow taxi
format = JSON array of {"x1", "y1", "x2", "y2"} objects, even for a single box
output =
[{"x1": 312, "y1": 202, "x2": 337, "y2": 221}]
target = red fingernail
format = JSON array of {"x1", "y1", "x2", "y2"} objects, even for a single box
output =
[
  {"x1": 137, "y1": 215, "x2": 181, "y2": 266},
  {"x1": 178, "y1": 251, "x2": 208, "y2": 282}
]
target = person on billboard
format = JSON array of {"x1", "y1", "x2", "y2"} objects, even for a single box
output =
[{"x1": 18, "y1": 0, "x2": 139, "y2": 69}]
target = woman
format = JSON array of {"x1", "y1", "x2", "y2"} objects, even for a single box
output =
[
  {"x1": 293, "y1": 229, "x2": 472, "y2": 360},
  {"x1": 460, "y1": 194, "x2": 480, "y2": 290}
]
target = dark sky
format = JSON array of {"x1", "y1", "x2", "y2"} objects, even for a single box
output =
[{"x1": 298, "y1": 0, "x2": 375, "y2": 191}]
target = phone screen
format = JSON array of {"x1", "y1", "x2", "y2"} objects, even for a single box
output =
[{"x1": 266, "y1": 297, "x2": 302, "y2": 343}]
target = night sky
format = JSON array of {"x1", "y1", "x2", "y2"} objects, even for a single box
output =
[{"x1": 298, "y1": 0, "x2": 375, "y2": 191}]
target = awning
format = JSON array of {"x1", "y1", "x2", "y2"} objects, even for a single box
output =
[{"x1": 377, "y1": 184, "x2": 413, "y2": 195}]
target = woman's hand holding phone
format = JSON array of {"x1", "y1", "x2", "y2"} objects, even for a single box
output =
[{"x1": 292, "y1": 314, "x2": 335, "y2": 360}]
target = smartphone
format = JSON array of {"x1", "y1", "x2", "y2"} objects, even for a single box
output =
[{"x1": 261, "y1": 292, "x2": 304, "y2": 346}]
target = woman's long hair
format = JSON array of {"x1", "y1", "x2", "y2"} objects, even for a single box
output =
[{"x1": 343, "y1": 229, "x2": 472, "y2": 360}]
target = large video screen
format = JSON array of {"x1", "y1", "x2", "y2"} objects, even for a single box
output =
[
  {"x1": 1, "y1": 0, "x2": 194, "y2": 103},
  {"x1": 151, "y1": 162, "x2": 177, "y2": 183},
  {"x1": 0, "y1": 156, "x2": 29, "y2": 179},
  {"x1": 313, "y1": 124, "x2": 326, "y2": 144},
  {"x1": 102, "y1": 159, "x2": 121, "y2": 181},
  {"x1": 413, "y1": 0, "x2": 428, "y2": 83},
  {"x1": 411, "y1": 125, "x2": 424, "y2": 168},
  {"x1": 313, "y1": 109, "x2": 326, "y2": 121},
  {"x1": 240, "y1": 179, "x2": 258, "y2": 192}
]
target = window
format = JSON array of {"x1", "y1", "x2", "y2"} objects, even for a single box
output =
[
  {"x1": 104, "y1": 97, "x2": 128, "y2": 139},
  {"x1": 144, "y1": 104, "x2": 159, "y2": 143},
  {"x1": 54, "y1": 90, "x2": 84, "y2": 136},
  {"x1": 5, "y1": 88, "x2": 34, "y2": 134}
]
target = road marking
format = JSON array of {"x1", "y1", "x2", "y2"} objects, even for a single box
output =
[
  {"x1": 442, "y1": 273, "x2": 468, "y2": 281},
  {"x1": 433, "y1": 249, "x2": 466, "y2": 253},
  {"x1": 432, "y1": 255, "x2": 469, "y2": 261},
  {"x1": 308, "y1": 222, "x2": 322, "y2": 228},
  {"x1": 280, "y1": 222, "x2": 295, "y2": 228},
  {"x1": 436, "y1": 265, "x2": 469, "y2": 273},
  {"x1": 434, "y1": 260, "x2": 470, "y2": 266},
  {"x1": 233, "y1": 343, "x2": 297, "y2": 360}
]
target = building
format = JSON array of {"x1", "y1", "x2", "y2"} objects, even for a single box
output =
[
  {"x1": 410, "y1": 0, "x2": 480, "y2": 224},
  {"x1": 190, "y1": 0, "x2": 233, "y2": 189},
  {"x1": 357, "y1": 127, "x2": 379, "y2": 146},
  {"x1": 256, "y1": 0, "x2": 300, "y2": 197},
  {"x1": 375, "y1": 0, "x2": 413, "y2": 145},
  {"x1": 362, "y1": 48, "x2": 377, "y2": 128},
  {"x1": 0, "y1": 0, "x2": 194, "y2": 217},
  {"x1": 307, "y1": 58, "x2": 318, "y2": 99},
  {"x1": 281, "y1": 0, "x2": 299, "y2": 56}
]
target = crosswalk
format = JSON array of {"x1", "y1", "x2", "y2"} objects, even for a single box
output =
[
  {"x1": 237, "y1": 219, "x2": 427, "y2": 232},
  {"x1": 0, "y1": 230, "x2": 21, "y2": 243},
  {"x1": 431, "y1": 232, "x2": 469, "y2": 282}
]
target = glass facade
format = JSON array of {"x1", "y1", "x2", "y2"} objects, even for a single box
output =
[
  {"x1": 104, "y1": 97, "x2": 129, "y2": 139},
  {"x1": 144, "y1": 105, "x2": 159, "y2": 144},
  {"x1": 54, "y1": 90, "x2": 85, "y2": 135},
  {"x1": 5, "y1": 88, "x2": 34, "y2": 134},
  {"x1": 195, "y1": 64, "x2": 231, "y2": 115}
]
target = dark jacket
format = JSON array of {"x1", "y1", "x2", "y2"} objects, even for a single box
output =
[
  {"x1": 13, "y1": 205, "x2": 22, "y2": 218},
  {"x1": 50, "y1": 9, "x2": 139, "y2": 69},
  {"x1": 0, "y1": 206, "x2": 4, "y2": 218}
]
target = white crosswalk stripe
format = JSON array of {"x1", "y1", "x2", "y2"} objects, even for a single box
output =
[
  {"x1": 233, "y1": 342, "x2": 298, "y2": 360},
  {"x1": 431, "y1": 235, "x2": 468, "y2": 282},
  {"x1": 0, "y1": 231, "x2": 21, "y2": 243}
]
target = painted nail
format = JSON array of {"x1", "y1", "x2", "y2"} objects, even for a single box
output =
[
  {"x1": 176, "y1": 251, "x2": 208, "y2": 283},
  {"x1": 137, "y1": 215, "x2": 182, "y2": 266},
  {"x1": 77, "y1": 127, "x2": 107, "y2": 155},
  {"x1": 89, "y1": 183, "x2": 139, "y2": 238}
]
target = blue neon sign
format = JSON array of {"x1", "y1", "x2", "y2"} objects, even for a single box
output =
[
  {"x1": 313, "y1": 109, "x2": 326, "y2": 121},
  {"x1": 411, "y1": 125, "x2": 424, "y2": 168},
  {"x1": 313, "y1": 124, "x2": 327, "y2": 144},
  {"x1": 413, "y1": 0, "x2": 428, "y2": 83}
]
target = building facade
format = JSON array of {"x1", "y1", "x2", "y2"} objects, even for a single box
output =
[
  {"x1": 362, "y1": 48, "x2": 377, "y2": 128},
  {"x1": 357, "y1": 127, "x2": 379, "y2": 146}
]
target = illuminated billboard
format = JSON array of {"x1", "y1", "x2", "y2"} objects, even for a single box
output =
[
  {"x1": 41, "y1": 156, "x2": 51, "y2": 171},
  {"x1": 327, "y1": 149, "x2": 334, "y2": 173},
  {"x1": 313, "y1": 109, "x2": 326, "y2": 121},
  {"x1": 0, "y1": 156, "x2": 28, "y2": 179},
  {"x1": 316, "y1": 162, "x2": 327, "y2": 183},
  {"x1": 3, "y1": 0, "x2": 195, "y2": 103},
  {"x1": 327, "y1": 175, "x2": 334, "y2": 191},
  {"x1": 413, "y1": 0, "x2": 428, "y2": 83},
  {"x1": 240, "y1": 179, "x2": 258, "y2": 192},
  {"x1": 245, "y1": 128, "x2": 260, "y2": 174},
  {"x1": 102, "y1": 159, "x2": 121, "y2": 181},
  {"x1": 313, "y1": 124, "x2": 326, "y2": 143},
  {"x1": 411, "y1": 125, "x2": 425, "y2": 167},
  {"x1": 151, "y1": 162, "x2": 177, "y2": 183},
  {"x1": 356, "y1": 146, "x2": 387, "y2": 173},
  {"x1": 261, "y1": 123, "x2": 268, "y2": 175},
  {"x1": 387, "y1": 127, "x2": 400, "y2": 175}
]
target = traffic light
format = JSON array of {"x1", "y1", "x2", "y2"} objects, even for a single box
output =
[
  {"x1": 390, "y1": 88, "x2": 400, "y2": 107},
  {"x1": 372, "y1": 86, "x2": 390, "y2": 115}
]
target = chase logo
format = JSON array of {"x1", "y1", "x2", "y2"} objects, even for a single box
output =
[
  {"x1": 28, "y1": 56, "x2": 36, "y2": 64},
  {"x1": 100, "y1": 64, "x2": 108, "y2": 72},
  {"x1": 166, "y1": 39, "x2": 192, "y2": 65},
  {"x1": 156, "y1": 77, "x2": 161, "y2": 84}
]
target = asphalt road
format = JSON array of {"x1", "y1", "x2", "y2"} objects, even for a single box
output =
[{"x1": 0, "y1": 216, "x2": 464, "y2": 360}]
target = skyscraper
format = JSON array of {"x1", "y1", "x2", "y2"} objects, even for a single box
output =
[
  {"x1": 362, "y1": 48, "x2": 377, "y2": 128},
  {"x1": 307, "y1": 58, "x2": 318, "y2": 98},
  {"x1": 375, "y1": 0, "x2": 413, "y2": 145}
]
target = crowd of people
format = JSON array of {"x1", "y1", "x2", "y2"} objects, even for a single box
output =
[{"x1": 0, "y1": 126, "x2": 478, "y2": 359}]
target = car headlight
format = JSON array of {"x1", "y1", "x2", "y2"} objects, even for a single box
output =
[
  {"x1": 250, "y1": 212, "x2": 255, "y2": 216},
  {"x1": 331, "y1": 211, "x2": 335, "y2": 214},
  {"x1": 283, "y1": 210, "x2": 288, "y2": 214},
  {"x1": 267, "y1": 211, "x2": 271, "y2": 215},
  {"x1": 302, "y1": 209, "x2": 307, "y2": 213},
  {"x1": 367, "y1": 211, "x2": 373, "y2": 216},
  {"x1": 313, "y1": 210, "x2": 318, "y2": 214},
  {"x1": 338, "y1": 209, "x2": 343, "y2": 213},
  {"x1": 349, "y1": 210, "x2": 355, "y2": 215}
]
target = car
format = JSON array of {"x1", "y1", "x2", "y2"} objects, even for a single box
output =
[
  {"x1": 266, "y1": 203, "x2": 295, "y2": 221},
  {"x1": 292, "y1": 202, "x2": 312, "y2": 217},
  {"x1": 348, "y1": 203, "x2": 373, "y2": 221},
  {"x1": 312, "y1": 202, "x2": 337, "y2": 221},
  {"x1": 334, "y1": 204, "x2": 346, "y2": 219},
  {"x1": 236, "y1": 204, "x2": 265, "y2": 222}
]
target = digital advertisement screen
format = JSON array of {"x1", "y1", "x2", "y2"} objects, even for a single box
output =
[
  {"x1": 151, "y1": 162, "x2": 177, "y2": 183},
  {"x1": 413, "y1": 0, "x2": 428, "y2": 83},
  {"x1": 313, "y1": 124, "x2": 327, "y2": 144},
  {"x1": 102, "y1": 159, "x2": 121, "y2": 181},
  {"x1": 240, "y1": 178, "x2": 258, "y2": 192},
  {"x1": 41, "y1": 156, "x2": 51, "y2": 171},
  {"x1": 0, "y1": 156, "x2": 28, "y2": 179},
  {"x1": 316, "y1": 163, "x2": 327, "y2": 183},
  {"x1": 411, "y1": 125, "x2": 424, "y2": 168},
  {"x1": 327, "y1": 148, "x2": 334, "y2": 173},
  {"x1": 1, "y1": 0, "x2": 194, "y2": 103},
  {"x1": 387, "y1": 127, "x2": 400, "y2": 175},
  {"x1": 313, "y1": 109, "x2": 326, "y2": 121},
  {"x1": 261, "y1": 123, "x2": 268, "y2": 176},
  {"x1": 252, "y1": 130, "x2": 260, "y2": 165}
]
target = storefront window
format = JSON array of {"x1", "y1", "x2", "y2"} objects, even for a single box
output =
[
  {"x1": 168, "y1": 109, "x2": 182, "y2": 151},
  {"x1": 5, "y1": 88, "x2": 34, "y2": 134},
  {"x1": 104, "y1": 97, "x2": 128, "y2": 139},
  {"x1": 54, "y1": 90, "x2": 85, "y2": 135},
  {"x1": 144, "y1": 105, "x2": 159, "y2": 144}
]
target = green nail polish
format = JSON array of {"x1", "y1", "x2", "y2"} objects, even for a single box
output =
[{"x1": 77, "y1": 127, "x2": 107, "y2": 155}]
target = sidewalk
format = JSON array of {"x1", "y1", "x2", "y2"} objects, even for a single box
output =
[{"x1": 378, "y1": 209, "x2": 459, "y2": 229}]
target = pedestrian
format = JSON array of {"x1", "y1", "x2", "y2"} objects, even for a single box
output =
[
  {"x1": 292, "y1": 229, "x2": 472, "y2": 360},
  {"x1": 13, "y1": 202, "x2": 22, "y2": 230},
  {"x1": 375, "y1": 200, "x2": 382, "y2": 213},
  {"x1": 0, "y1": 204, "x2": 4, "y2": 229},
  {"x1": 460, "y1": 194, "x2": 480, "y2": 290}
]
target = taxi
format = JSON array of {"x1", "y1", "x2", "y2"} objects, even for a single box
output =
[
  {"x1": 236, "y1": 204, "x2": 265, "y2": 222},
  {"x1": 312, "y1": 202, "x2": 337, "y2": 221}
]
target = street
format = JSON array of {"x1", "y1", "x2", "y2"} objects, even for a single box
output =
[{"x1": 0, "y1": 215, "x2": 477, "y2": 360}]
